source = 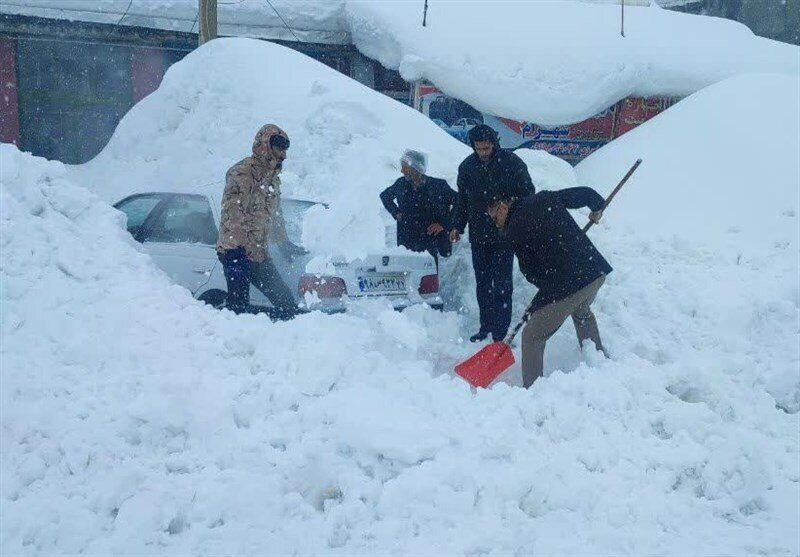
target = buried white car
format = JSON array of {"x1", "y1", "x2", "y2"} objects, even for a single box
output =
[{"x1": 113, "y1": 191, "x2": 442, "y2": 314}]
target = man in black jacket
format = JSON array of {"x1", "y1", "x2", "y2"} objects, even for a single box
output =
[
  {"x1": 450, "y1": 125, "x2": 535, "y2": 342},
  {"x1": 380, "y1": 150, "x2": 457, "y2": 261},
  {"x1": 487, "y1": 188, "x2": 612, "y2": 387}
]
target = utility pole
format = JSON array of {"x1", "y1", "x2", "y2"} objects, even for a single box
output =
[
  {"x1": 621, "y1": 0, "x2": 625, "y2": 37},
  {"x1": 199, "y1": 0, "x2": 217, "y2": 45},
  {"x1": 422, "y1": 0, "x2": 429, "y2": 27}
]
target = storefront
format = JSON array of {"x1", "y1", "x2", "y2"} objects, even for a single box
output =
[{"x1": 415, "y1": 83, "x2": 680, "y2": 164}]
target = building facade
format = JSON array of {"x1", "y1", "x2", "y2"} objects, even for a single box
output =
[
  {"x1": 1, "y1": 1, "x2": 795, "y2": 165},
  {"x1": 0, "y1": 11, "x2": 410, "y2": 164},
  {"x1": 680, "y1": 0, "x2": 799, "y2": 45},
  {"x1": 415, "y1": 84, "x2": 681, "y2": 164}
]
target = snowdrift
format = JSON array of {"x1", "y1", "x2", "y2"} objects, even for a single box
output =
[
  {"x1": 3, "y1": 36, "x2": 799, "y2": 555},
  {"x1": 74, "y1": 38, "x2": 472, "y2": 259},
  {"x1": 3, "y1": 144, "x2": 799, "y2": 555},
  {"x1": 346, "y1": 0, "x2": 800, "y2": 125},
  {"x1": 70, "y1": 37, "x2": 576, "y2": 313},
  {"x1": 577, "y1": 73, "x2": 800, "y2": 250}
]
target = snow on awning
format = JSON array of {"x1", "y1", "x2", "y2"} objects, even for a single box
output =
[{"x1": 346, "y1": 0, "x2": 799, "y2": 126}]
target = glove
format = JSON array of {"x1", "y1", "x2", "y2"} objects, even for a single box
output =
[{"x1": 589, "y1": 210, "x2": 603, "y2": 224}]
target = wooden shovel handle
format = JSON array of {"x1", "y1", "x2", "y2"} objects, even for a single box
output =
[
  {"x1": 583, "y1": 158, "x2": 642, "y2": 233},
  {"x1": 505, "y1": 158, "x2": 643, "y2": 345}
]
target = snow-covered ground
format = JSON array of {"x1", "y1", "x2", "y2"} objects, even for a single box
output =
[
  {"x1": 2, "y1": 31, "x2": 799, "y2": 557},
  {"x1": 347, "y1": 1, "x2": 799, "y2": 125}
]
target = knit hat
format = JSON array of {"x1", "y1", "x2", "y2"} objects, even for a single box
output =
[
  {"x1": 400, "y1": 149, "x2": 427, "y2": 174},
  {"x1": 467, "y1": 124, "x2": 499, "y2": 147}
]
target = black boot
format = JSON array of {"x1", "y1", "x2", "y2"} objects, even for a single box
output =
[
  {"x1": 492, "y1": 331, "x2": 508, "y2": 343},
  {"x1": 469, "y1": 330, "x2": 489, "y2": 342}
]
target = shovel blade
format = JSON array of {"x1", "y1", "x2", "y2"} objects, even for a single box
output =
[{"x1": 455, "y1": 341, "x2": 515, "y2": 388}]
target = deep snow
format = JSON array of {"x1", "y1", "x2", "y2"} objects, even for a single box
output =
[
  {"x1": 73, "y1": 39, "x2": 471, "y2": 261},
  {"x1": 2, "y1": 37, "x2": 799, "y2": 555},
  {"x1": 347, "y1": 0, "x2": 800, "y2": 125},
  {"x1": 576, "y1": 72, "x2": 800, "y2": 250}
]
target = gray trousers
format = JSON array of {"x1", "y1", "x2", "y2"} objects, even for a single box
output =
[{"x1": 521, "y1": 275, "x2": 606, "y2": 388}]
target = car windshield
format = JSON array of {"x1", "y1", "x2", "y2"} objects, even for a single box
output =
[{"x1": 280, "y1": 199, "x2": 317, "y2": 244}]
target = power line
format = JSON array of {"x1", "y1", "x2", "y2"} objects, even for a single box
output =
[
  {"x1": 11, "y1": 0, "x2": 312, "y2": 53},
  {"x1": 264, "y1": 0, "x2": 302, "y2": 42},
  {"x1": 112, "y1": 0, "x2": 135, "y2": 28},
  {"x1": 190, "y1": 8, "x2": 199, "y2": 34},
  {"x1": 103, "y1": 0, "x2": 135, "y2": 41}
]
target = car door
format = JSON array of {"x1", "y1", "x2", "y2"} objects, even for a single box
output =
[
  {"x1": 272, "y1": 198, "x2": 313, "y2": 291},
  {"x1": 247, "y1": 198, "x2": 312, "y2": 307},
  {"x1": 138, "y1": 194, "x2": 220, "y2": 294}
]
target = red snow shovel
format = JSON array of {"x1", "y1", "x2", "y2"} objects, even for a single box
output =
[{"x1": 455, "y1": 159, "x2": 643, "y2": 388}]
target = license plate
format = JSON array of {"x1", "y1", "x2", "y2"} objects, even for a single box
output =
[{"x1": 357, "y1": 273, "x2": 407, "y2": 293}]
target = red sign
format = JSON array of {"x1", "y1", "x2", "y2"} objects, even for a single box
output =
[
  {"x1": 616, "y1": 96, "x2": 678, "y2": 136},
  {"x1": 417, "y1": 83, "x2": 681, "y2": 163},
  {"x1": 570, "y1": 105, "x2": 617, "y2": 140},
  {"x1": 131, "y1": 47, "x2": 165, "y2": 103}
]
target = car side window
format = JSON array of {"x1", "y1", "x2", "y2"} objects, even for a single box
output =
[
  {"x1": 115, "y1": 195, "x2": 163, "y2": 236},
  {"x1": 142, "y1": 196, "x2": 218, "y2": 245}
]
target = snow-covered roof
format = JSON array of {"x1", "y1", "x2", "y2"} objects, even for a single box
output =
[
  {"x1": 0, "y1": 0, "x2": 350, "y2": 44},
  {"x1": 4, "y1": 0, "x2": 797, "y2": 127},
  {"x1": 583, "y1": 0, "x2": 701, "y2": 6},
  {"x1": 0, "y1": 0, "x2": 707, "y2": 47},
  {"x1": 347, "y1": 1, "x2": 800, "y2": 125},
  {"x1": 581, "y1": 0, "x2": 699, "y2": 5}
]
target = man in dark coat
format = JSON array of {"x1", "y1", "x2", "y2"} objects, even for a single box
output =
[
  {"x1": 450, "y1": 124, "x2": 535, "y2": 342},
  {"x1": 380, "y1": 150, "x2": 457, "y2": 262},
  {"x1": 486, "y1": 187, "x2": 612, "y2": 387}
]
